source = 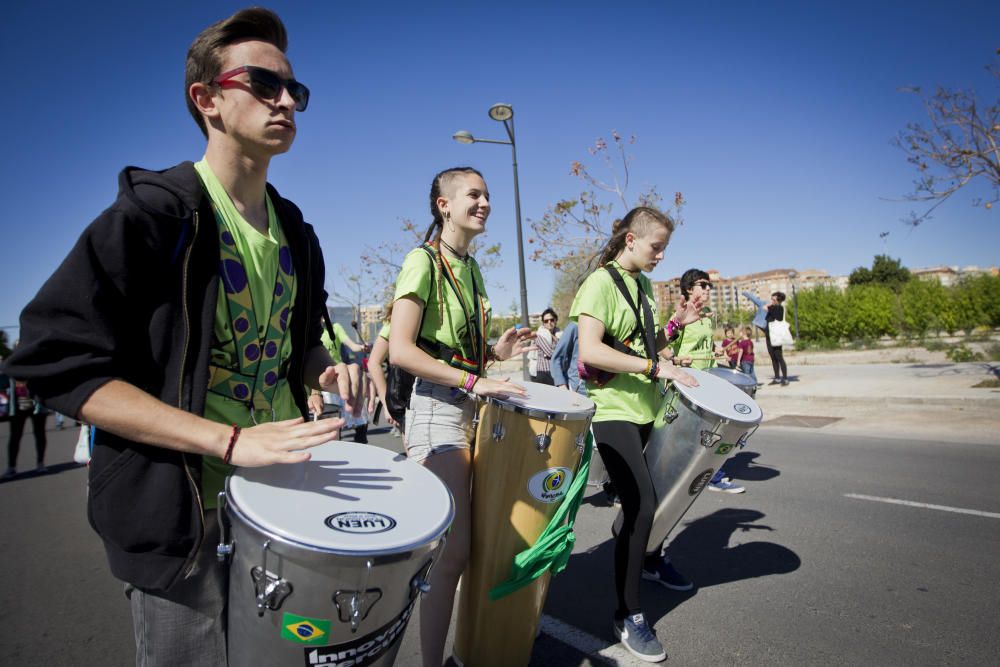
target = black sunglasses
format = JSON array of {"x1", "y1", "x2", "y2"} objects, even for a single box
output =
[
  {"x1": 214, "y1": 65, "x2": 310, "y2": 112},
  {"x1": 694, "y1": 281, "x2": 712, "y2": 289},
  {"x1": 543, "y1": 318, "x2": 556, "y2": 324}
]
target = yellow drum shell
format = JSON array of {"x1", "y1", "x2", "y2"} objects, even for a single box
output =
[{"x1": 455, "y1": 383, "x2": 594, "y2": 667}]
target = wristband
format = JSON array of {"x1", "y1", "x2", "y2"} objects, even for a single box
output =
[
  {"x1": 222, "y1": 424, "x2": 241, "y2": 465},
  {"x1": 642, "y1": 358, "x2": 653, "y2": 377},
  {"x1": 458, "y1": 370, "x2": 468, "y2": 390},
  {"x1": 649, "y1": 361, "x2": 659, "y2": 380},
  {"x1": 666, "y1": 319, "x2": 683, "y2": 340},
  {"x1": 463, "y1": 372, "x2": 479, "y2": 392}
]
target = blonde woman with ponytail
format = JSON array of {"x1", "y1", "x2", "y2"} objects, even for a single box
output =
[
  {"x1": 570, "y1": 206, "x2": 704, "y2": 662},
  {"x1": 389, "y1": 166, "x2": 534, "y2": 666}
]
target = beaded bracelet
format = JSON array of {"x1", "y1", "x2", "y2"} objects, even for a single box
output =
[
  {"x1": 222, "y1": 425, "x2": 241, "y2": 465},
  {"x1": 642, "y1": 358, "x2": 653, "y2": 377},
  {"x1": 463, "y1": 373, "x2": 479, "y2": 392}
]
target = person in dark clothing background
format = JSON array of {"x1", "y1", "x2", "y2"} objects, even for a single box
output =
[{"x1": 765, "y1": 291, "x2": 789, "y2": 385}]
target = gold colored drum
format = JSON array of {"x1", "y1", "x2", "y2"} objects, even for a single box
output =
[{"x1": 454, "y1": 382, "x2": 595, "y2": 667}]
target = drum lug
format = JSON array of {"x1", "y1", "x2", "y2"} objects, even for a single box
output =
[
  {"x1": 252, "y1": 540, "x2": 293, "y2": 616},
  {"x1": 699, "y1": 429, "x2": 723, "y2": 449},
  {"x1": 333, "y1": 559, "x2": 382, "y2": 633},
  {"x1": 737, "y1": 423, "x2": 760, "y2": 448},
  {"x1": 663, "y1": 405, "x2": 678, "y2": 424},
  {"x1": 575, "y1": 431, "x2": 587, "y2": 453},
  {"x1": 491, "y1": 420, "x2": 506, "y2": 442},
  {"x1": 216, "y1": 492, "x2": 232, "y2": 562},
  {"x1": 534, "y1": 433, "x2": 552, "y2": 452}
]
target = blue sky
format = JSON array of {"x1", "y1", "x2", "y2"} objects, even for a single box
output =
[{"x1": 2, "y1": 0, "x2": 998, "y2": 339}]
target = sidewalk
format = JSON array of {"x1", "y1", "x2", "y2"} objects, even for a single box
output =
[{"x1": 489, "y1": 351, "x2": 1000, "y2": 445}]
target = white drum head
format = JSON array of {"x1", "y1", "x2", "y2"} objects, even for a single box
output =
[
  {"x1": 672, "y1": 368, "x2": 762, "y2": 423},
  {"x1": 227, "y1": 442, "x2": 454, "y2": 556},
  {"x1": 707, "y1": 367, "x2": 756, "y2": 389},
  {"x1": 487, "y1": 380, "x2": 595, "y2": 419}
]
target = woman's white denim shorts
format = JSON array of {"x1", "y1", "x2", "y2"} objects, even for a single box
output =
[{"x1": 405, "y1": 379, "x2": 477, "y2": 463}]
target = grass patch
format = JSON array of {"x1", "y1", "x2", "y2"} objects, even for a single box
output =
[{"x1": 972, "y1": 378, "x2": 1000, "y2": 389}]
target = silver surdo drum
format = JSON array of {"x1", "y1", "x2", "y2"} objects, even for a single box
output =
[
  {"x1": 614, "y1": 368, "x2": 762, "y2": 551},
  {"x1": 219, "y1": 442, "x2": 454, "y2": 667},
  {"x1": 706, "y1": 366, "x2": 758, "y2": 398}
]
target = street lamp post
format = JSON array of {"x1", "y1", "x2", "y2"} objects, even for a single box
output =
[
  {"x1": 788, "y1": 270, "x2": 800, "y2": 339},
  {"x1": 453, "y1": 103, "x2": 530, "y2": 380}
]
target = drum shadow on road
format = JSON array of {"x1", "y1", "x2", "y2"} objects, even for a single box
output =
[
  {"x1": 723, "y1": 451, "x2": 780, "y2": 483},
  {"x1": 544, "y1": 507, "x2": 800, "y2": 642},
  {"x1": 254, "y1": 459, "x2": 405, "y2": 502}
]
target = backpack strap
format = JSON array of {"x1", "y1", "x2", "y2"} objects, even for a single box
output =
[{"x1": 602, "y1": 265, "x2": 656, "y2": 360}]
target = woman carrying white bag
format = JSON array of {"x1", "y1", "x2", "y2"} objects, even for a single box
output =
[{"x1": 765, "y1": 291, "x2": 792, "y2": 385}]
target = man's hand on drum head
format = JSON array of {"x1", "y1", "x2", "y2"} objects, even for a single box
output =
[
  {"x1": 230, "y1": 416, "x2": 344, "y2": 467},
  {"x1": 472, "y1": 376, "x2": 526, "y2": 399},
  {"x1": 493, "y1": 325, "x2": 536, "y2": 361},
  {"x1": 658, "y1": 364, "x2": 699, "y2": 387}
]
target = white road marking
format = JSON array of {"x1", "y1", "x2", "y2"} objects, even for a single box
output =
[
  {"x1": 845, "y1": 493, "x2": 1000, "y2": 519},
  {"x1": 539, "y1": 614, "x2": 643, "y2": 665}
]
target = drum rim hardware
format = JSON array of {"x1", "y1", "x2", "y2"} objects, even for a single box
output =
[
  {"x1": 482, "y1": 394, "x2": 596, "y2": 421},
  {"x1": 251, "y1": 540, "x2": 293, "y2": 616},
  {"x1": 222, "y1": 476, "x2": 455, "y2": 559},
  {"x1": 668, "y1": 379, "x2": 762, "y2": 424}
]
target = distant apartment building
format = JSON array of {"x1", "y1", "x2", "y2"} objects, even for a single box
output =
[
  {"x1": 911, "y1": 265, "x2": 999, "y2": 287},
  {"x1": 652, "y1": 268, "x2": 844, "y2": 320}
]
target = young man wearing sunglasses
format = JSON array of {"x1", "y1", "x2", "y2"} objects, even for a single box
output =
[{"x1": 4, "y1": 8, "x2": 343, "y2": 664}]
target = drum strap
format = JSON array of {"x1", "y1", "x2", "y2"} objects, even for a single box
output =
[
  {"x1": 603, "y1": 264, "x2": 656, "y2": 360},
  {"x1": 489, "y1": 430, "x2": 594, "y2": 600}
]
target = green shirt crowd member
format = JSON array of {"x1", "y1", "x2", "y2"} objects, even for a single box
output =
[
  {"x1": 670, "y1": 316, "x2": 717, "y2": 371},
  {"x1": 570, "y1": 261, "x2": 662, "y2": 424}
]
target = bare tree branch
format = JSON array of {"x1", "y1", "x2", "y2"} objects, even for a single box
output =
[{"x1": 892, "y1": 57, "x2": 1000, "y2": 226}]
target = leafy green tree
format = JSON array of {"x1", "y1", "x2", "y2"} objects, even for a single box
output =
[
  {"x1": 849, "y1": 255, "x2": 911, "y2": 293},
  {"x1": 797, "y1": 286, "x2": 847, "y2": 343},
  {"x1": 845, "y1": 285, "x2": 898, "y2": 339},
  {"x1": 900, "y1": 278, "x2": 955, "y2": 336}
]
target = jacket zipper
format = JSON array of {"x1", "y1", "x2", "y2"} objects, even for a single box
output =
[{"x1": 179, "y1": 210, "x2": 205, "y2": 579}]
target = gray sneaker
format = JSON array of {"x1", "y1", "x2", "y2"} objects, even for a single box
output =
[{"x1": 614, "y1": 613, "x2": 666, "y2": 662}]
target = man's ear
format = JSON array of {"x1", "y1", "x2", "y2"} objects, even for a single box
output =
[{"x1": 190, "y1": 82, "x2": 221, "y2": 124}]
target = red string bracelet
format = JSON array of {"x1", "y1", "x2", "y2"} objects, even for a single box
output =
[{"x1": 222, "y1": 425, "x2": 241, "y2": 465}]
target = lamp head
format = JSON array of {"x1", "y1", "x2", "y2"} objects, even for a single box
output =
[
  {"x1": 488, "y1": 103, "x2": 513, "y2": 122},
  {"x1": 452, "y1": 130, "x2": 475, "y2": 145}
]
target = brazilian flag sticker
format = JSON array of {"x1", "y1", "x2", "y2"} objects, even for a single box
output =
[{"x1": 280, "y1": 612, "x2": 330, "y2": 645}]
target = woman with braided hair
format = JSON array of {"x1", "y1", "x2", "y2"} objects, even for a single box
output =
[
  {"x1": 389, "y1": 166, "x2": 534, "y2": 666},
  {"x1": 571, "y1": 206, "x2": 704, "y2": 662}
]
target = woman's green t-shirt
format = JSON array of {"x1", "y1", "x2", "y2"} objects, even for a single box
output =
[
  {"x1": 393, "y1": 246, "x2": 491, "y2": 365},
  {"x1": 569, "y1": 263, "x2": 661, "y2": 424}
]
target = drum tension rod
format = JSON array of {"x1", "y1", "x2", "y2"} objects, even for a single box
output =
[
  {"x1": 216, "y1": 492, "x2": 232, "y2": 562},
  {"x1": 252, "y1": 540, "x2": 293, "y2": 616},
  {"x1": 535, "y1": 416, "x2": 553, "y2": 452}
]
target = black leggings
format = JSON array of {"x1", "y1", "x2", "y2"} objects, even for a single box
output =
[
  {"x1": 8, "y1": 412, "x2": 47, "y2": 468},
  {"x1": 592, "y1": 420, "x2": 662, "y2": 618},
  {"x1": 765, "y1": 334, "x2": 787, "y2": 380}
]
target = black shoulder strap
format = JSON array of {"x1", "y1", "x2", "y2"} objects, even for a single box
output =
[{"x1": 603, "y1": 265, "x2": 656, "y2": 360}]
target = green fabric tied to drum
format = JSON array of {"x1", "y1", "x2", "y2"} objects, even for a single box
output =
[{"x1": 488, "y1": 430, "x2": 593, "y2": 600}]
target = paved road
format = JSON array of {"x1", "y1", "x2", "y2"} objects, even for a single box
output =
[{"x1": 2, "y1": 422, "x2": 998, "y2": 666}]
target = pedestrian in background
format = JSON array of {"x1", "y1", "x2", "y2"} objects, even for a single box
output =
[
  {"x1": 551, "y1": 320, "x2": 585, "y2": 395},
  {"x1": 4, "y1": 377, "x2": 48, "y2": 477},
  {"x1": 531, "y1": 307, "x2": 560, "y2": 385},
  {"x1": 738, "y1": 326, "x2": 758, "y2": 384},
  {"x1": 766, "y1": 292, "x2": 790, "y2": 385}
]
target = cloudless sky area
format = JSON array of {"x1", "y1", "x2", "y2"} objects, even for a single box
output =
[{"x1": 2, "y1": 0, "x2": 998, "y2": 339}]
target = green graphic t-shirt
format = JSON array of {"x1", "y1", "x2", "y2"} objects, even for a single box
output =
[
  {"x1": 570, "y1": 262, "x2": 661, "y2": 424},
  {"x1": 671, "y1": 316, "x2": 717, "y2": 370},
  {"x1": 393, "y1": 246, "x2": 491, "y2": 368},
  {"x1": 194, "y1": 159, "x2": 299, "y2": 508}
]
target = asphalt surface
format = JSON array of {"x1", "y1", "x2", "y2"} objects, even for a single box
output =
[{"x1": 2, "y1": 420, "x2": 999, "y2": 666}]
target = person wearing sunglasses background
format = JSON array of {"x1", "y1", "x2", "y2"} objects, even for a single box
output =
[
  {"x1": 530, "y1": 307, "x2": 561, "y2": 385},
  {"x1": 3, "y1": 8, "x2": 344, "y2": 665},
  {"x1": 670, "y1": 269, "x2": 746, "y2": 494}
]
